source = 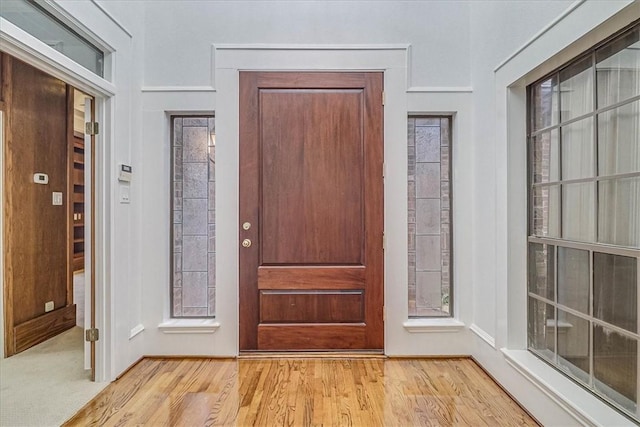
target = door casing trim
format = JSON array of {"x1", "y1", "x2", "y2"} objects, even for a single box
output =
[{"x1": 213, "y1": 45, "x2": 409, "y2": 355}]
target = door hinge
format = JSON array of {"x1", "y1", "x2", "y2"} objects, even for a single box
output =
[
  {"x1": 85, "y1": 328, "x2": 99, "y2": 342},
  {"x1": 85, "y1": 122, "x2": 99, "y2": 135},
  {"x1": 382, "y1": 232, "x2": 385, "y2": 251},
  {"x1": 383, "y1": 306, "x2": 386, "y2": 321},
  {"x1": 382, "y1": 91, "x2": 385, "y2": 106}
]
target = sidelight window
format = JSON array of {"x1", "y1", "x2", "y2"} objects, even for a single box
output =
[
  {"x1": 408, "y1": 117, "x2": 452, "y2": 317},
  {"x1": 527, "y1": 23, "x2": 640, "y2": 422},
  {"x1": 171, "y1": 116, "x2": 216, "y2": 318}
]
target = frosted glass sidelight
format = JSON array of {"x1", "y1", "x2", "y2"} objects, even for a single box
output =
[
  {"x1": 407, "y1": 117, "x2": 452, "y2": 317},
  {"x1": 171, "y1": 117, "x2": 216, "y2": 318}
]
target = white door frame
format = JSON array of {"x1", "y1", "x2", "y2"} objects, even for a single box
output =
[
  {"x1": 0, "y1": 18, "x2": 113, "y2": 382},
  {"x1": 213, "y1": 45, "x2": 415, "y2": 355}
]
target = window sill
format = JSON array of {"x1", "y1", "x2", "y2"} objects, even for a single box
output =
[
  {"x1": 402, "y1": 318, "x2": 465, "y2": 333},
  {"x1": 502, "y1": 349, "x2": 631, "y2": 426},
  {"x1": 158, "y1": 319, "x2": 220, "y2": 334}
]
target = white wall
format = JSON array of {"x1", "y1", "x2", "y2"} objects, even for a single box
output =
[
  {"x1": 143, "y1": 1, "x2": 470, "y2": 89},
  {"x1": 469, "y1": 0, "x2": 574, "y2": 342}
]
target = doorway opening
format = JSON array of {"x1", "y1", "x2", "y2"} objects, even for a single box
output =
[{"x1": 0, "y1": 52, "x2": 103, "y2": 425}]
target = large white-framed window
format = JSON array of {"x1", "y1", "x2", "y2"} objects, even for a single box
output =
[{"x1": 527, "y1": 22, "x2": 640, "y2": 422}]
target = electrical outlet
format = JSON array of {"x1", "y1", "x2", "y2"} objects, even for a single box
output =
[
  {"x1": 45, "y1": 301, "x2": 54, "y2": 312},
  {"x1": 120, "y1": 186, "x2": 130, "y2": 204}
]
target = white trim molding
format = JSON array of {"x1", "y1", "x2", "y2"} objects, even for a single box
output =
[
  {"x1": 493, "y1": 0, "x2": 586, "y2": 72},
  {"x1": 129, "y1": 324, "x2": 145, "y2": 340},
  {"x1": 89, "y1": 0, "x2": 133, "y2": 39},
  {"x1": 470, "y1": 323, "x2": 496, "y2": 349},
  {"x1": 158, "y1": 319, "x2": 221, "y2": 334},
  {"x1": 502, "y1": 349, "x2": 632, "y2": 426},
  {"x1": 407, "y1": 86, "x2": 473, "y2": 93},
  {"x1": 214, "y1": 43, "x2": 411, "y2": 51},
  {"x1": 141, "y1": 86, "x2": 216, "y2": 93},
  {"x1": 403, "y1": 318, "x2": 465, "y2": 333},
  {"x1": 0, "y1": 18, "x2": 116, "y2": 97}
]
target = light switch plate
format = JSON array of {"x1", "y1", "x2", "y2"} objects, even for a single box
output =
[{"x1": 52, "y1": 192, "x2": 63, "y2": 205}]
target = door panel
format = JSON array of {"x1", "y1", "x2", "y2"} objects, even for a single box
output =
[
  {"x1": 258, "y1": 266, "x2": 365, "y2": 290},
  {"x1": 261, "y1": 90, "x2": 363, "y2": 264},
  {"x1": 257, "y1": 324, "x2": 367, "y2": 350},
  {"x1": 239, "y1": 72, "x2": 383, "y2": 351},
  {"x1": 259, "y1": 290, "x2": 364, "y2": 323}
]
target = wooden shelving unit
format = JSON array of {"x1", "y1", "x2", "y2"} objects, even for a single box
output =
[{"x1": 72, "y1": 131, "x2": 84, "y2": 271}]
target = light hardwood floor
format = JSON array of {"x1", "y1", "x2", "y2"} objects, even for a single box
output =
[{"x1": 64, "y1": 357, "x2": 538, "y2": 426}]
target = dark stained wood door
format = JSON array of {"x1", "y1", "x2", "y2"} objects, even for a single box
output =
[
  {"x1": 2, "y1": 54, "x2": 75, "y2": 356},
  {"x1": 239, "y1": 72, "x2": 384, "y2": 351}
]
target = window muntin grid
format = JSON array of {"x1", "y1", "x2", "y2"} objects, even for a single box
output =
[{"x1": 527, "y1": 23, "x2": 640, "y2": 422}]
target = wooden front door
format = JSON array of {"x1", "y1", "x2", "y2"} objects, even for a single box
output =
[{"x1": 239, "y1": 72, "x2": 384, "y2": 351}]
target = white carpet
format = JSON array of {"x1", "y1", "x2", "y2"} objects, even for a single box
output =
[{"x1": 0, "y1": 326, "x2": 107, "y2": 426}]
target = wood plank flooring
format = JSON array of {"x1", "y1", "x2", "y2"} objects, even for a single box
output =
[{"x1": 64, "y1": 357, "x2": 538, "y2": 426}]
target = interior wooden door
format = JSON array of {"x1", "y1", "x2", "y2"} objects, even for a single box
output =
[
  {"x1": 239, "y1": 72, "x2": 384, "y2": 351},
  {"x1": 2, "y1": 54, "x2": 75, "y2": 356}
]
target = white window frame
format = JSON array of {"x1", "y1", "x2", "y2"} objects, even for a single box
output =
[{"x1": 496, "y1": 2, "x2": 639, "y2": 425}]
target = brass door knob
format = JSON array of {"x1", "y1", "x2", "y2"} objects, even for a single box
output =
[{"x1": 242, "y1": 239, "x2": 252, "y2": 248}]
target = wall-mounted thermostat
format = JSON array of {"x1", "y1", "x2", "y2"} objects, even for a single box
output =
[
  {"x1": 118, "y1": 164, "x2": 132, "y2": 182},
  {"x1": 33, "y1": 173, "x2": 48, "y2": 184}
]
